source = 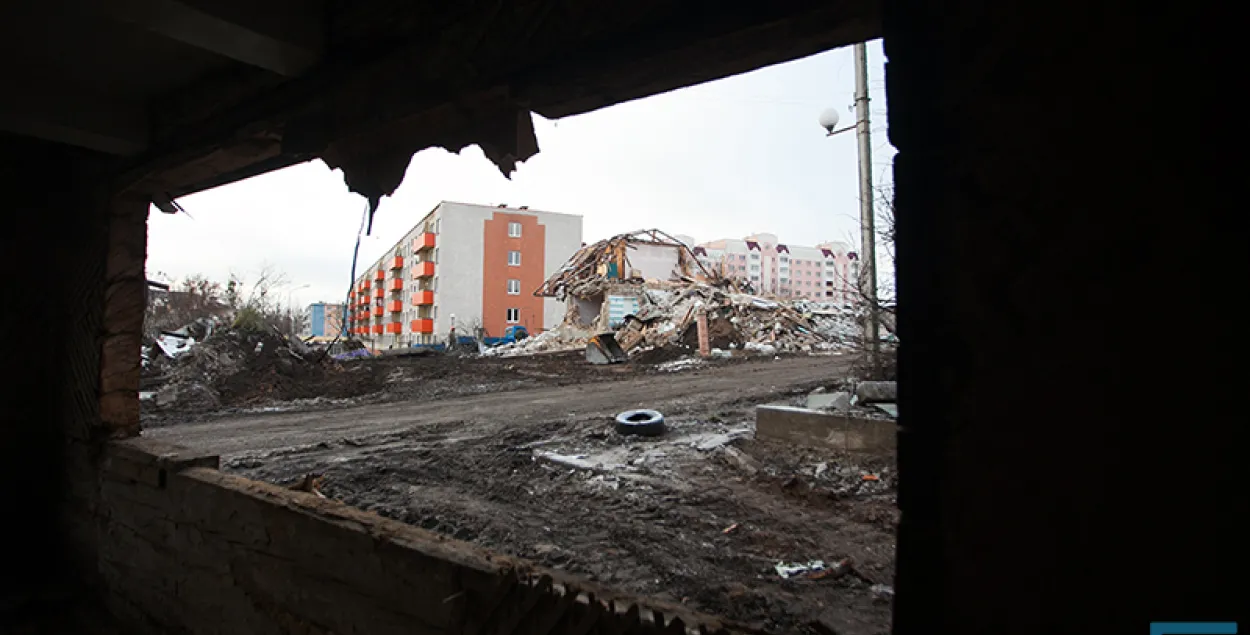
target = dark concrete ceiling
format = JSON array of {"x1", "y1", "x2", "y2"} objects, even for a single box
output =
[{"x1": 0, "y1": 0, "x2": 880, "y2": 205}]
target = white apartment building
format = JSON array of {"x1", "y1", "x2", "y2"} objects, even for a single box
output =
[
  {"x1": 348, "y1": 202, "x2": 582, "y2": 348},
  {"x1": 694, "y1": 233, "x2": 860, "y2": 303}
]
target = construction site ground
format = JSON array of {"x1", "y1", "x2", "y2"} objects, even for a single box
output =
[{"x1": 145, "y1": 353, "x2": 896, "y2": 634}]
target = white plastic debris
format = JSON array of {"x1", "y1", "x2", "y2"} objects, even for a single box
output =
[
  {"x1": 775, "y1": 560, "x2": 826, "y2": 579},
  {"x1": 155, "y1": 334, "x2": 196, "y2": 358}
]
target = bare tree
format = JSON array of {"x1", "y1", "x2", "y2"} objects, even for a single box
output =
[{"x1": 225, "y1": 264, "x2": 292, "y2": 333}]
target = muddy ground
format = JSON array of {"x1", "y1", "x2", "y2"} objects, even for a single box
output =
[{"x1": 146, "y1": 354, "x2": 895, "y2": 634}]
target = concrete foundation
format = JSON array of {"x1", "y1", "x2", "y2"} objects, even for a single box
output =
[{"x1": 756, "y1": 405, "x2": 897, "y2": 453}]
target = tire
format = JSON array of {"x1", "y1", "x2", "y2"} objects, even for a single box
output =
[{"x1": 614, "y1": 409, "x2": 666, "y2": 436}]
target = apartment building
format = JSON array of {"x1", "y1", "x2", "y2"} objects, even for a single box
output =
[
  {"x1": 303, "y1": 302, "x2": 345, "y2": 338},
  {"x1": 346, "y1": 202, "x2": 582, "y2": 348},
  {"x1": 694, "y1": 233, "x2": 859, "y2": 302}
]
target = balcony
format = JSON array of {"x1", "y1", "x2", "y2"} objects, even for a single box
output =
[
  {"x1": 374, "y1": 288, "x2": 384, "y2": 298},
  {"x1": 373, "y1": 306, "x2": 384, "y2": 316},
  {"x1": 374, "y1": 269, "x2": 385, "y2": 281},
  {"x1": 410, "y1": 318, "x2": 433, "y2": 334},
  {"x1": 388, "y1": 300, "x2": 403, "y2": 313},
  {"x1": 389, "y1": 278, "x2": 404, "y2": 291},
  {"x1": 390, "y1": 256, "x2": 404, "y2": 269},
  {"x1": 412, "y1": 233, "x2": 436, "y2": 251},
  {"x1": 371, "y1": 324, "x2": 384, "y2": 335},
  {"x1": 411, "y1": 290, "x2": 434, "y2": 306},
  {"x1": 411, "y1": 261, "x2": 435, "y2": 278},
  {"x1": 385, "y1": 322, "x2": 402, "y2": 334}
]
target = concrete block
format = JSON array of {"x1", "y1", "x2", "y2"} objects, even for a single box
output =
[
  {"x1": 756, "y1": 405, "x2": 896, "y2": 453},
  {"x1": 854, "y1": 381, "x2": 897, "y2": 404},
  {"x1": 806, "y1": 390, "x2": 851, "y2": 411}
]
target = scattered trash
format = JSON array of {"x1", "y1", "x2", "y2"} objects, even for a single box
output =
[
  {"x1": 656, "y1": 357, "x2": 705, "y2": 372},
  {"x1": 614, "y1": 409, "x2": 666, "y2": 436},
  {"x1": 775, "y1": 560, "x2": 843, "y2": 579},
  {"x1": 722, "y1": 523, "x2": 740, "y2": 534},
  {"x1": 862, "y1": 474, "x2": 880, "y2": 481},
  {"x1": 806, "y1": 558, "x2": 854, "y2": 580},
  {"x1": 870, "y1": 584, "x2": 895, "y2": 598}
]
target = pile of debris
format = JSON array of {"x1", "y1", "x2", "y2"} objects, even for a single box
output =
[
  {"x1": 615, "y1": 285, "x2": 861, "y2": 357},
  {"x1": 142, "y1": 325, "x2": 379, "y2": 412},
  {"x1": 492, "y1": 228, "x2": 863, "y2": 361},
  {"x1": 494, "y1": 282, "x2": 861, "y2": 361}
]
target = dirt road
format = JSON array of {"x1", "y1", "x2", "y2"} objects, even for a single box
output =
[
  {"x1": 146, "y1": 355, "x2": 847, "y2": 457},
  {"x1": 145, "y1": 354, "x2": 895, "y2": 634}
]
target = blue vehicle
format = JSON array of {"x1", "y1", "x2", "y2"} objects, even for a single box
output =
[{"x1": 481, "y1": 325, "x2": 529, "y2": 347}]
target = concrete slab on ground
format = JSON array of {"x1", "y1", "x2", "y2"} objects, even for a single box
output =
[{"x1": 756, "y1": 405, "x2": 896, "y2": 453}]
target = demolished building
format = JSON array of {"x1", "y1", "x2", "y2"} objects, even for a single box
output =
[
  {"x1": 535, "y1": 229, "x2": 721, "y2": 333},
  {"x1": 486, "y1": 230, "x2": 863, "y2": 359}
]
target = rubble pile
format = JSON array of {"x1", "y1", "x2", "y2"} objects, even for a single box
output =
[
  {"x1": 479, "y1": 328, "x2": 586, "y2": 358},
  {"x1": 522, "y1": 227, "x2": 863, "y2": 362},
  {"x1": 143, "y1": 327, "x2": 379, "y2": 411},
  {"x1": 613, "y1": 283, "x2": 862, "y2": 357}
]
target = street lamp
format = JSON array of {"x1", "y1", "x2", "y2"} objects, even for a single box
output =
[
  {"x1": 821, "y1": 41, "x2": 880, "y2": 374},
  {"x1": 818, "y1": 108, "x2": 855, "y2": 137}
]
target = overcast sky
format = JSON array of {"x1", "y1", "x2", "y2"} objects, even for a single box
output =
[{"x1": 147, "y1": 40, "x2": 894, "y2": 309}]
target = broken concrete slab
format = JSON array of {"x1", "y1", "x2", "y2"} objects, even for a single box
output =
[
  {"x1": 872, "y1": 403, "x2": 898, "y2": 418},
  {"x1": 756, "y1": 405, "x2": 896, "y2": 453},
  {"x1": 807, "y1": 390, "x2": 851, "y2": 411},
  {"x1": 854, "y1": 381, "x2": 897, "y2": 404}
]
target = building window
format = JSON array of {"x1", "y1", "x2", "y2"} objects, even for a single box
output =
[
  {"x1": 433, "y1": 248, "x2": 439, "y2": 264},
  {"x1": 506, "y1": 308, "x2": 520, "y2": 323},
  {"x1": 749, "y1": 253, "x2": 760, "y2": 260},
  {"x1": 508, "y1": 222, "x2": 522, "y2": 237},
  {"x1": 508, "y1": 250, "x2": 521, "y2": 266},
  {"x1": 507, "y1": 279, "x2": 521, "y2": 295},
  {"x1": 750, "y1": 275, "x2": 759, "y2": 282},
  {"x1": 750, "y1": 265, "x2": 760, "y2": 272}
]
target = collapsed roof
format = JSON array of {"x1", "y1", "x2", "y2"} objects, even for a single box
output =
[{"x1": 535, "y1": 229, "x2": 716, "y2": 298}]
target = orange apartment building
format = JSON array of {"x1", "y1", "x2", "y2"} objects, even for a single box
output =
[{"x1": 346, "y1": 202, "x2": 583, "y2": 348}]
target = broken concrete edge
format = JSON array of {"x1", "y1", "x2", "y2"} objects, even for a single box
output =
[
  {"x1": 101, "y1": 439, "x2": 755, "y2": 635},
  {"x1": 755, "y1": 405, "x2": 896, "y2": 453},
  {"x1": 103, "y1": 437, "x2": 221, "y2": 487}
]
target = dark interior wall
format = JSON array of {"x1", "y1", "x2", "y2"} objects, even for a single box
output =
[
  {"x1": 886, "y1": 2, "x2": 1240, "y2": 633},
  {"x1": 0, "y1": 135, "x2": 113, "y2": 625}
]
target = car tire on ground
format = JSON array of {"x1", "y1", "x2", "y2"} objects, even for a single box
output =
[{"x1": 614, "y1": 409, "x2": 666, "y2": 436}]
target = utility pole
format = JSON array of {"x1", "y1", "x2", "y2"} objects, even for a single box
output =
[{"x1": 852, "y1": 42, "x2": 880, "y2": 372}]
